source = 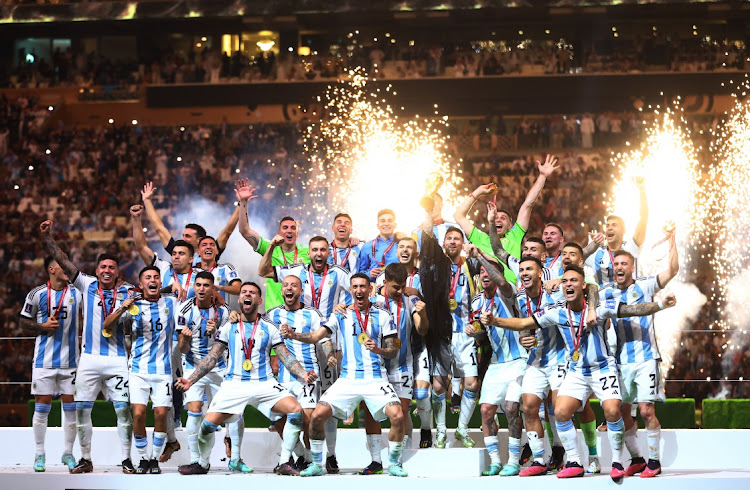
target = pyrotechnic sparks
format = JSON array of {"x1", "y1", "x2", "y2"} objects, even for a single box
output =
[
  {"x1": 279, "y1": 70, "x2": 465, "y2": 238},
  {"x1": 604, "y1": 107, "x2": 707, "y2": 376}
]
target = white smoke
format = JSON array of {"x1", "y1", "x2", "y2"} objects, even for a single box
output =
[
  {"x1": 722, "y1": 268, "x2": 750, "y2": 373},
  {"x1": 654, "y1": 280, "x2": 707, "y2": 375}
]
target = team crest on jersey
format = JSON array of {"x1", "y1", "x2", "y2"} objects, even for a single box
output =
[
  {"x1": 630, "y1": 292, "x2": 638, "y2": 299},
  {"x1": 327, "y1": 279, "x2": 333, "y2": 286},
  {"x1": 164, "y1": 308, "x2": 170, "y2": 316},
  {"x1": 68, "y1": 297, "x2": 75, "y2": 304},
  {"x1": 117, "y1": 293, "x2": 124, "y2": 300}
]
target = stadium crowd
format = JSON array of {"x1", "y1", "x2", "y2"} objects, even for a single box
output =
[{"x1": 0, "y1": 90, "x2": 743, "y2": 417}]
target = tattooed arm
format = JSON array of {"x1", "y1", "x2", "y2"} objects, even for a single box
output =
[
  {"x1": 366, "y1": 336, "x2": 399, "y2": 359},
  {"x1": 280, "y1": 323, "x2": 330, "y2": 344},
  {"x1": 476, "y1": 249, "x2": 514, "y2": 298},
  {"x1": 40, "y1": 221, "x2": 79, "y2": 280},
  {"x1": 175, "y1": 342, "x2": 227, "y2": 391},
  {"x1": 320, "y1": 339, "x2": 336, "y2": 366},
  {"x1": 20, "y1": 316, "x2": 58, "y2": 334},
  {"x1": 276, "y1": 343, "x2": 318, "y2": 383},
  {"x1": 616, "y1": 297, "x2": 675, "y2": 318}
]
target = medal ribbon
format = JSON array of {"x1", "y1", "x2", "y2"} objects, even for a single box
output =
[
  {"x1": 282, "y1": 247, "x2": 299, "y2": 266},
  {"x1": 372, "y1": 237, "x2": 395, "y2": 268},
  {"x1": 354, "y1": 304, "x2": 370, "y2": 337},
  {"x1": 524, "y1": 290, "x2": 543, "y2": 317},
  {"x1": 407, "y1": 269, "x2": 417, "y2": 288},
  {"x1": 46, "y1": 282, "x2": 68, "y2": 320},
  {"x1": 308, "y1": 265, "x2": 328, "y2": 309},
  {"x1": 239, "y1": 316, "x2": 261, "y2": 361},
  {"x1": 199, "y1": 301, "x2": 219, "y2": 323},
  {"x1": 384, "y1": 294, "x2": 402, "y2": 328},
  {"x1": 566, "y1": 300, "x2": 587, "y2": 359},
  {"x1": 449, "y1": 260, "x2": 463, "y2": 300},
  {"x1": 607, "y1": 248, "x2": 616, "y2": 280},
  {"x1": 547, "y1": 251, "x2": 561, "y2": 270},
  {"x1": 173, "y1": 268, "x2": 193, "y2": 292},
  {"x1": 97, "y1": 284, "x2": 117, "y2": 319},
  {"x1": 332, "y1": 244, "x2": 351, "y2": 268}
]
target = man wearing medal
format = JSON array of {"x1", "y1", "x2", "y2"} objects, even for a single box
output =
[
  {"x1": 486, "y1": 265, "x2": 676, "y2": 481},
  {"x1": 176, "y1": 282, "x2": 317, "y2": 476},
  {"x1": 195, "y1": 236, "x2": 242, "y2": 303},
  {"x1": 280, "y1": 274, "x2": 407, "y2": 477},
  {"x1": 542, "y1": 223, "x2": 566, "y2": 279},
  {"x1": 358, "y1": 209, "x2": 400, "y2": 280},
  {"x1": 328, "y1": 213, "x2": 361, "y2": 273},
  {"x1": 266, "y1": 275, "x2": 335, "y2": 470},
  {"x1": 41, "y1": 220, "x2": 137, "y2": 474},
  {"x1": 20, "y1": 256, "x2": 83, "y2": 473},
  {"x1": 466, "y1": 258, "x2": 526, "y2": 476},
  {"x1": 175, "y1": 272, "x2": 234, "y2": 470},
  {"x1": 359, "y1": 263, "x2": 428, "y2": 474},
  {"x1": 428, "y1": 226, "x2": 481, "y2": 450},
  {"x1": 103, "y1": 266, "x2": 179, "y2": 475}
]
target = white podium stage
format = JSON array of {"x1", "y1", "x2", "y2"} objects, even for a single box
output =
[{"x1": 1, "y1": 427, "x2": 748, "y2": 490}]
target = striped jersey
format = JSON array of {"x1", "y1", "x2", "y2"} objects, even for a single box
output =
[
  {"x1": 584, "y1": 240, "x2": 640, "y2": 287},
  {"x1": 195, "y1": 262, "x2": 241, "y2": 303},
  {"x1": 373, "y1": 292, "x2": 419, "y2": 376},
  {"x1": 323, "y1": 305, "x2": 397, "y2": 380},
  {"x1": 153, "y1": 256, "x2": 197, "y2": 301},
  {"x1": 532, "y1": 300, "x2": 620, "y2": 375},
  {"x1": 176, "y1": 299, "x2": 230, "y2": 371},
  {"x1": 599, "y1": 276, "x2": 661, "y2": 364},
  {"x1": 122, "y1": 295, "x2": 179, "y2": 375},
  {"x1": 217, "y1": 315, "x2": 283, "y2": 382},
  {"x1": 544, "y1": 253, "x2": 565, "y2": 280},
  {"x1": 449, "y1": 259, "x2": 479, "y2": 333},
  {"x1": 328, "y1": 243, "x2": 362, "y2": 273},
  {"x1": 275, "y1": 263, "x2": 352, "y2": 318},
  {"x1": 472, "y1": 289, "x2": 527, "y2": 364},
  {"x1": 375, "y1": 267, "x2": 422, "y2": 293},
  {"x1": 507, "y1": 255, "x2": 552, "y2": 289},
  {"x1": 266, "y1": 305, "x2": 325, "y2": 383},
  {"x1": 516, "y1": 289, "x2": 566, "y2": 368},
  {"x1": 73, "y1": 272, "x2": 134, "y2": 358},
  {"x1": 21, "y1": 283, "x2": 82, "y2": 369}
]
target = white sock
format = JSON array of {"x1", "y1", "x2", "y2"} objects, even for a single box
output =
[
  {"x1": 279, "y1": 412, "x2": 303, "y2": 464},
  {"x1": 508, "y1": 436, "x2": 521, "y2": 466},
  {"x1": 458, "y1": 389, "x2": 478, "y2": 429},
  {"x1": 62, "y1": 402, "x2": 77, "y2": 455},
  {"x1": 404, "y1": 412, "x2": 413, "y2": 448},
  {"x1": 186, "y1": 411, "x2": 202, "y2": 463},
  {"x1": 646, "y1": 426, "x2": 661, "y2": 461},
  {"x1": 324, "y1": 417, "x2": 337, "y2": 456},
  {"x1": 555, "y1": 419, "x2": 580, "y2": 464},
  {"x1": 452, "y1": 377, "x2": 461, "y2": 397},
  {"x1": 152, "y1": 431, "x2": 167, "y2": 461},
  {"x1": 528, "y1": 431, "x2": 545, "y2": 464},
  {"x1": 432, "y1": 392, "x2": 446, "y2": 431},
  {"x1": 606, "y1": 418, "x2": 625, "y2": 465},
  {"x1": 229, "y1": 418, "x2": 244, "y2": 461},
  {"x1": 388, "y1": 440, "x2": 403, "y2": 466},
  {"x1": 310, "y1": 439, "x2": 325, "y2": 466},
  {"x1": 198, "y1": 419, "x2": 219, "y2": 468},
  {"x1": 415, "y1": 388, "x2": 432, "y2": 430},
  {"x1": 484, "y1": 435, "x2": 500, "y2": 465},
  {"x1": 366, "y1": 433, "x2": 382, "y2": 463},
  {"x1": 76, "y1": 402, "x2": 94, "y2": 460},
  {"x1": 113, "y1": 401, "x2": 133, "y2": 461},
  {"x1": 33, "y1": 403, "x2": 51, "y2": 457},
  {"x1": 624, "y1": 424, "x2": 642, "y2": 458},
  {"x1": 134, "y1": 434, "x2": 150, "y2": 461}
]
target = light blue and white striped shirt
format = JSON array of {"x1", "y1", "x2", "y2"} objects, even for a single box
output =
[
  {"x1": 267, "y1": 305, "x2": 325, "y2": 383},
  {"x1": 123, "y1": 295, "x2": 178, "y2": 375},
  {"x1": 217, "y1": 316, "x2": 283, "y2": 382},
  {"x1": 473, "y1": 289, "x2": 527, "y2": 364},
  {"x1": 275, "y1": 263, "x2": 352, "y2": 318},
  {"x1": 176, "y1": 299, "x2": 229, "y2": 371}
]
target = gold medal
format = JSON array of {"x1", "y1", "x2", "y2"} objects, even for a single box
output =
[
  {"x1": 242, "y1": 359, "x2": 253, "y2": 371},
  {"x1": 449, "y1": 299, "x2": 458, "y2": 311},
  {"x1": 472, "y1": 320, "x2": 481, "y2": 330},
  {"x1": 102, "y1": 329, "x2": 113, "y2": 338},
  {"x1": 128, "y1": 304, "x2": 140, "y2": 315},
  {"x1": 572, "y1": 350, "x2": 580, "y2": 362},
  {"x1": 393, "y1": 338, "x2": 402, "y2": 349},
  {"x1": 358, "y1": 332, "x2": 369, "y2": 344}
]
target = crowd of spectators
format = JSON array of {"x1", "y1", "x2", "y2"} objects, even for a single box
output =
[
  {"x1": 2, "y1": 36, "x2": 746, "y2": 90},
  {"x1": 0, "y1": 91, "x2": 745, "y2": 419}
]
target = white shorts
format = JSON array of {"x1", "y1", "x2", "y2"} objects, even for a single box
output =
[
  {"x1": 522, "y1": 363, "x2": 566, "y2": 400},
  {"x1": 558, "y1": 360, "x2": 622, "y2": 403},
  {"x1": 129, "y1": 372, "x2": 173, "y2": 407},
  {"x1": 281, "y1": 380, "x2": 321, "y2": 410},
  {"x1": 183, "y1": 369, "x2": 223, "y2": 405},
  {"x1": 414, "y1": 348, "x2": 430, "y2": 383},
  {"x1": 31, "y1": 367, "x2": 76, "y2": 396},
  {"x1": 479, "y1": 359, "x2": 526, "y2": 407},
  {"x1": 619, "y1": 359, "x2": 665, "y2": 404},
  {"x1": 388, "y1": 372, "x2": 414, "y2": 400},
  {"x1": 431, "y1": 332, "x2": 478, "y2": 378},
  {"x1": 75, "y1": 353, "x2": 129, "y2": 403},
  {"x1": 208, "y1": 379, "x2": 292, "y2": 422},
  {"x1": 320, "y1": 377, "x2": 400, "y2": 422}
]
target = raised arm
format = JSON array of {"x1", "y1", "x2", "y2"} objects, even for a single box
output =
[
  {"x1": 453, "y1": 183, "x2": 497, "y2": 236},
  {"x1": 489, "y1": 314, "x2": 537, "y2": 332},
  {"x1": 657, "y1": 228, "x2": 679, "y2": 288},
  {"x1": 616, "y1": 294, "x2": 676, "y2": 318},
  {"x1": 234, "y1": 178, "x2": 261, "y2": 250},
  {"x1": 473, "y1": 246, "x2": 514, "y2": 298},
  {"x1": 217, "y1": 206, "x2": 240, "y2": 250},
  {"x1": 487, "y1": 202, "x2": 510, "y2": 265},
  {"x1": 412, "y1": 300, "x2": 429, "y2": 336},
  {"x1": 515, "y1": 154, "x2": 558, "y2": 231},
  {"x1": 276, "y1": 343, "x2": 318, "y2": 383},
  {"x1": 141, "y1": 182, "x2": 172, "y2": 248},
  {"x1": 40, "y1": 220, "x2": 78, "y2": 279},
  {"x1": 582, "y1": 232, "x2": 605, "y2": 260},
  {"x1": 176, "y1": 342, "x2": 227, "y2": 391},
  {"x1": 632, "y1": 177, "x2": 648, "y2": 247},
  {"x1": 280, "y1": 323, "x2": 331, "y2": 344},
  {"x1": 258, "y1": 235, "x2": 284, "y2": 278},
  {"x1": 102, "y1": 296, "x2": 136, "y2": 334},
  {"x1": 130, "y1": 205, "x2": 155, "y2": 264}
]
